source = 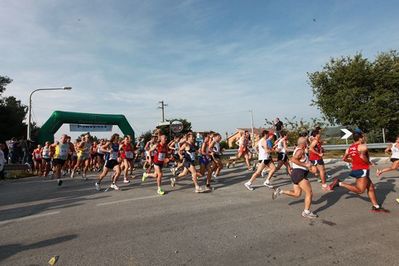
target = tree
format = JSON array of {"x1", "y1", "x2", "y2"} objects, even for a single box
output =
[
  {"x1": 308, "y1": 51, "x2": 399, "y2": 141},
  {"x1": 0, "y1": 76, "x2": 28, "y2": 142}
]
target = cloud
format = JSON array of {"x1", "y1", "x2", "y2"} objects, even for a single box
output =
[{"x1": 1, "y1": 0, "x2": 399, "y2": 138}]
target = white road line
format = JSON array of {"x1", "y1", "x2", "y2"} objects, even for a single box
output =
[
  {"x1": 97, "y1": 195, "x2": 160, "y2": 207},
  {"x1": 0, "y1": 211, "x2": 61, "y2": 226}
]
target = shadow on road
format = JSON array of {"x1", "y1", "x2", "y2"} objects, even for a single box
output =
[
  {"x1": 0, "y1": 179, "x2": 110, "y2": 222},
  {"x1": 0, "y1": 234, "x2": 77, "y2": 263}
]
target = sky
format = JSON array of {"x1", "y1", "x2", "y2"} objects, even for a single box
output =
[{"x1": 1, "y1": 0, "x2": 399, "y2": 139}]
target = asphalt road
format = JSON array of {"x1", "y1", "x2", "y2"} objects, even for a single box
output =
[{"x1": 0, "y1": 161, "x2": 398, "y2": 266}]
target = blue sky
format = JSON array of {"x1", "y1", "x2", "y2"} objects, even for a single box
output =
[{"x1": 1, "y1": 0, "x2": 398, "y2": 138}]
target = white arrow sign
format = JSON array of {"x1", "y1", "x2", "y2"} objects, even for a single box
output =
[{"x1": 341, "y1": 128, "x2": 353, "y2": 140}]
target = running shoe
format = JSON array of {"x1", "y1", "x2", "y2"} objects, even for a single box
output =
[
  {"x1": 272, "y1": 188, "x2": 281, "y2": 200},
  {"x1": 326, "y1": 174, "x2": 334, "y2": 181},
  {"x1": 205, "y1": 184, "x2": 213, "y2": 191},
  {"x1": 123, "y1": 179, "x2": 130, "y2": 184},
  {"x1": 263, "y1": 180, "x2": 274, "y2": 189},
  {"x1": 110, "y1": 183, "x2": 120, "y2": 190},
  {"x1": 195, "y1": 186, "x2": 204, "y2": 193},
  {"x1": 328, "y1": 178, "x2": 340, "y2": 191},
  {"x1": 170, "y1": 177, "x2": 176, "y2": 187},
  {"x1": 226, "y1": 163, "x2": 230, "y2": 169},
  {"x1": 244, "y1": 182, "x2": 254, "y2": 191},
  {"x1": 95, "y1": 182, "x2": 101, "y2": 191},
  {"x1": 301, "y1": 211, "x2": 318, "y2": 219},
  {"x1": 322, "y1": 184, "x2": 331, "y2": 192},
  {"x1": 261, "y1": 169, "x2": 267, "y2": 178},
  {"x1": 70, "y1": 170, "x2": 75, "y2": 179},
  {"x1": 57, "y1": 179, "x2": 63, "y2": 186},
  {"x1": 396, "y1": 198, "x2": 399, "y2": 204},
  {"x1": 371, "y1": 206, "x2": 389, "y2": 213},
  {"x1": 157, "y1": 187, "x2": 165, "y2": 195},
  {"x1": 82, "y1": 173, "x2": 87, "y2": 180},
  {"x1": 142, "y1": 172, "x2": 148, "y2": 182}
]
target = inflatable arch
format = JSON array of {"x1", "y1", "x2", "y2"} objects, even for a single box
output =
[{"x1": 38, "y1": 111, "x2": 134, "y2": 144}]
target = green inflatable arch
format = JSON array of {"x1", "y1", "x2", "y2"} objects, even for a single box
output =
[{"x1": 38, "y1": 110, "x2": 134, "y2": 144}]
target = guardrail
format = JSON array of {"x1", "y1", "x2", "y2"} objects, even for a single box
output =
[{"x1": 222, "y1": 143, "x2": 390, "y2": 156}]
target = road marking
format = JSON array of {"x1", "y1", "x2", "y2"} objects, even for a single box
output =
[
  {"x1": 0, "y1": 211, "x2": 60, "y2": 226},
  {"x1": 97, "y1": 195, "x2": 160, "y2": 206}
]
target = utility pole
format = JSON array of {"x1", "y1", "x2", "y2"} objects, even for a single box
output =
[{"x1": 158, "y1": 101, "x2": 168, "y2": 122}]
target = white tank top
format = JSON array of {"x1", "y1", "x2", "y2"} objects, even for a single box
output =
[
  {"x1": 258, "y1": 139, "x2": 269, "y2": 160},
  {"x1": 292, "y1": 147, "x2": 308, "y2": 170},
  {"x1": 277, "y1": 139, "x2": 286, "y2": 154},
  {"x1": 213, "y1": 142, "x2": 221, "y2": 155},
  {"x1": 391, "y1": 143, "x2": 399, "y2": 159}
]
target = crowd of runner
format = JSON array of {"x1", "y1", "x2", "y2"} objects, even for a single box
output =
[{"x1": 15, "y1": 127, "x2": 399, "y2": 219}]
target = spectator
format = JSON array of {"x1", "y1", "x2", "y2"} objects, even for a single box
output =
[
  {"x1": 274, "y1": 118, "x2": 284, "y2": 138},
  {"x1": 0, "y1": 143, "x2": 6, "y2": 178}
]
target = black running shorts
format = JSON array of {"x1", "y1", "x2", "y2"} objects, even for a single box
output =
[
  {"x1": 290, "y1": 169, "x2": 309, "y2": 185},
  {"x1": 105, "y1": 159, "x2": 119, "y2": 169}
]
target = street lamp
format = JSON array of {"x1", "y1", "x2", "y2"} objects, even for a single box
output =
[{"x1": 27, "y1": 87, "x2": 72, "y2": 141}]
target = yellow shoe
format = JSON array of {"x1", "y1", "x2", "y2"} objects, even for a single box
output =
[{"x1": 157, "y1": 187, "x2": 165, "y2": 195}]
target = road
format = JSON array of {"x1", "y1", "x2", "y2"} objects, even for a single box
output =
[{"x1": 0, "y1": 161, "x2": 398, "y2": 265}]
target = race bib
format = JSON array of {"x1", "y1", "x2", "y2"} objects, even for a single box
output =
[
  {"x1": 158, "y1": 153, "x2": 166, "y2": 161},
  {"x1": 125, "y1": 151, "x2": 134, "y2": 159},
  {"x1": 110, "y1": 151, "x2": 118, "y2": 160}
]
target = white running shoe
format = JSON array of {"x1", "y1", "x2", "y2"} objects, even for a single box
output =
[
  {"x1": 261, "y1": 169, "x2": 267, "y2": 178},
  {"x1": 95, "y1": 182, "x2": 101, "y2": 191},
  {"x1": 244, "y1": 182, "x2": 254, "y2": 191},
  {"x1": 195, "y1": 186, "x2": 204, "y2": 193},
  {"x1": 263, "y1": 180, "x2": 274, "y2": 189},
  {"x1": 70, "y1": 170, "x2": 75, "y2": 178},
  {"x1": 110, "y1": 183, "x2": 120, "y2": 190},
  {"x1": 82, "y1": 173, "x2": 87, "y2": 180},
  {"x1": 170, "y1": 177, "x2": 176, "y2": 187},
  {"x1": 123, "y1": 179, "x2": 130, "y2": 184},
  {"x1": 302, "y1": 210, "x2": 318, "y2": 219},
  {"x1": 272, "y1": 188, "x2": 281, "y2": 200}
]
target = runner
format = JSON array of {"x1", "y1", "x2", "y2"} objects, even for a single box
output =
[
  {"x1": 376, "y1": 135, "x2": 399, "y2": 179},
  {"x1": 273, "y1": 131, "x2": 292, "y2": 175},
  {"x1": 272, "y1": 136, "x2": 318, "y2": 218},
  {"x1": 198, "y1": 134, "x2": 213, "y2": 190},
  {"x1": 32, "y1": 144, "x2": 42, "y2": 175},
  {"x1": 328, "y1": 132, "x2": 387, "y2": 212},
  {"x1": 244, "y1": 130, "x2": 277, "y2": 190},
  {"x1": 168, "y1": 135, "x2": 182, "y2": 176},
  {"x1": 96, "y1": 139, "x2": 106, "y2": 171},
  {"x1": 95, "y1": 133, "x2": 121, "y2": 191},
  {"x1": 71, "y1": 134, "x2": 91, "y2": 179},
  {"x1": 90, "y1": 141, "x2": 98, "y2": 171},
  {"x1": 237, "y1": 131, "x2": 252, "y2": 171},
  {"x1": 41, "y1": 141, "x2": 52, "y2": 177},
  {"x1": 172, "y1": 133, "x2": 204, "y2": 193},
  {"x1": 142, "y1": 134, "x2": 168, "y2": 195},
  {"x1": 51, "y1": 134, "x2": 73, "y2": 186},
  {"x1": 143, "y1": 135, "x2": 157, "y2": 172},
  {"x1": 209, "y1": 133, "x2": 223, "y2": 182},
  {"x1": 309, "y1": 129, "x2": 329, "y2": 190},
  {"x1": 120, "y1": 135, "x2": 135, "y2": 183}
]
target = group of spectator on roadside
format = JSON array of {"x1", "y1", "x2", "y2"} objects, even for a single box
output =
[{"x1": 0, "y1": 137, "x2": 35, "y2": 178}]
